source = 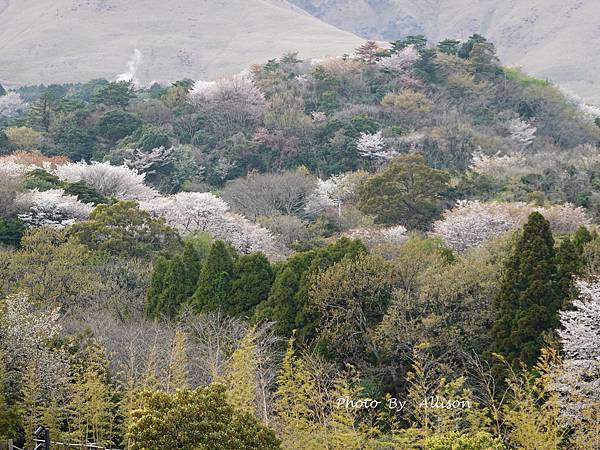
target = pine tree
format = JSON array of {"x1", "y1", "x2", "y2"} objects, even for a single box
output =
[
  {"x1": 230, "y1": 253, "x2": 273, "y2": 317},
  {"x1": 190, "y1": 241, "x2": 236, "y2": 312},
  {"x1": 492, "y1": 212, "x2": 562, "y2": 366},
  {"x1": 225, "y1": 326, "x2": 258, "y2": 416},
  {"x1": 167, "y1": 329, "x2": 189, "y2": 393}
]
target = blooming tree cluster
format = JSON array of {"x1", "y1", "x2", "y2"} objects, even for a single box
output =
[
  {"x1": 124, "y1": 146, "x2": 176, "y2": 176},
  {"x1": 54, "y1": 161, "x2": 158, "y2": 200},
  {"x1": 345, "y1": 225, "x2": 408, "y2": 248},
  {"x1": 140, "y1": 192, "x2": 284, "y2": 259},
  {"x1": 305, "y1": 174, "x2": 357, "y2": 216},
  {"x1": 434, "y1": 200, "x2": 591, "y2": 251},
  {"x1": 0, "y1": 92, "x2": 28, "y2": 118},
  {"x1": 377, "y1": 45, "x2": 421, "y2": 72},
  {"x1": 470, "y1": 151, "x2": 529, "y2": 179},
  {"x1": 188, "y1": 74, "x2": 266, "y2": 132},
  {"x1": 15, "y1": 188, "x2": 93, "y2": 228},
  {"x1": 0, "y1": 293, "x2": 68, "y2": 393},
  {"x1": 507, "y1": 118, "x2": 537, "y2": 151},
  {"x1": 554, "y1": 279, "x2": 600, "y2": 418},
  {"x1": 357, "y1": 131, "x2": 397, "y2": 161}
]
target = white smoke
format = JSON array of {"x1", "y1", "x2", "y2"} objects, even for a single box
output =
[{"x1": 116, "y1": 49, "x2": 143, "y2": 85}]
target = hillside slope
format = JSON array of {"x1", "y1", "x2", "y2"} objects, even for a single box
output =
[
  {"x1": 0, "y1": 0, "x2": 363, "y2": 86},
  {"x1": 290, "y1": 0, "x2": 600, "y2": 104}
]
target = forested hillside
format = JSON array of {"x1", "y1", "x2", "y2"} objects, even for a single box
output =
[
  {"x1": 290, "y1": 0, "x2": 600, "y2": 104},
  {"x1": 0, "y1": 36, "x2": 599, "y2": 449}
]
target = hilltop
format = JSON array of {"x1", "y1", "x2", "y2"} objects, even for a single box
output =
[{"x1": 290, "y1": 0, "x2": 600, "y2": 103}]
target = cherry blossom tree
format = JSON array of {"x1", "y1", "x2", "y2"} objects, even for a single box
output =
[
  {"x1": 15, "y1": 188, "x2": 93, "y2": 228},
  {"x1": 345, "y1": 225, "x2": 408, "y2": 248},
  {"x1": 0, "y1": 293, "x2": 68, "y2": 394},
  {"x1": 188, "y1": 74, "x2": 266, "y2": 135},
  {"x1": 356, "y1": 131, "x2": 397, "y2": 161},
  {"x1": 508, "y1": 118, "x2": 537, "y2": 151},
  {"x1": 140, "y1": 192, "x2": 284, "y2": 259},
  {"x1": 470, "y1": 151, "x2": 530, "y2": 179},
  {"x1": 305, "y1": 173, "x2": 359, "y2": 217},
  {"x1": 433, "y1": 201, "x2": 521, "y2": 251},
  {"x1": 377, "y1": 45, "x2": 420, "y2": 73},
  {"x1": 0, "y1": 91, "x2": 28, "y2": 119},
  {"x1": 54, "y1": 161, "x2": 158, "y2": 200},
  {"x1": 554, "y1": 279, "x2": 600, "y2": 418},
  {"x1": 434, "y1": 201, "x2": 592, "y2": 251}
]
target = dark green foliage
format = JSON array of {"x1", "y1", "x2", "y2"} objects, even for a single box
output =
[
  {"x1": 555, "y1": 237, "x2": 583, "y2": 305},
  {"x1": 0, "y1": 84, "x2": 6, "y2": 96},
  {"x1": 23, "y1": 169, "x2": 62, "y2": 191},
  {"x1": 0, "y1": 217, "x2": 26, "y2": 247},
  {"x1": 93, "y1": 81, "x2": 134, "y2": 107},
  {"x1": 0, "y1": 131, "x2": 12, "y2": 155},
  {"x1": 254, "y1": 237, "x2": 367, "y2": 340},
  {"x1": 52, "y1": 123, "x2": 96, "y2": 161},
  {"x1": 97, "y1": 110, "x2": 142, "y2": 141},
  {"x1": 70, "y1": 201, "x2": 181, "y2": 257},
  {"x1": 153, "y1": 242, "x2": 202, "y2": 319},
  {"x1": 230, "y1": 252, "x2": 274, "y2": 317},
  {"x1": 146, "y1": 255, "x2": 170, "y2": 318},
  {"x1": 572, "y1": 225, "x2": 596, "y2": 253},
  {"x1": 190, "y1": 241, "x2": 237, "y2": 312},
  {"x1": 437, "y1": 39, "x2": 461, "y2": 55},
  {"x1": 357, "y1": 154, "x2": 450, "y2": 229},
  {"x1": 63, "y1": 181, "x2": 109, "y2": 205},
  {"x1": 492, "y1": 212, "x2": 562, "y2": 366}
]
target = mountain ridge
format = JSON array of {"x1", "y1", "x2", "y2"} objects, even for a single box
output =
[{"x1": 0, "y1": 0, "x2": 363, "y2": 87}]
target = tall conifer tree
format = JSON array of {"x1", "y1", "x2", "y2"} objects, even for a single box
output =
[
  {"x1": 492, "y1": 212, "x2": 562, "y2": 366},
  {"x1": 191, "y1": 241, "x2": 236, "y2": 312}
]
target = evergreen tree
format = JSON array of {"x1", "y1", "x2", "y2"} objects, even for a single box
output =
[
  {"x1": 572, "y1": 225, "x2": 595, "y2": 254},
  {"x1": 190, "y1": 240, "x2": 236, "y2": 312},
  {"x1": 555, "y1": 237, "x2": 580, "y2": 305},
  {"x1": 146, "y1": 255, "x2": 169, "y2": 318},
  {"x1": 492, "y1": 212, "x2": 562, "y2": 366},
  {"x1": 0, "y1": 84, "x2": 6, "y2": 96},
  {"x1": 254, "y1": 238, "x2": 366, "y2": 340},
  {"x1": 230, "y1": 253, "x2": 274, "y2": 317},
  {"x1": 157, "y1": 242, "x2": 201, "y2": 319}
]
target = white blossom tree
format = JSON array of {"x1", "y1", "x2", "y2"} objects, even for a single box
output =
[
  {"x1": 508, "y1": 118, "x2": 537, "y2": 151},
  {"x1": 305, "y1": 173, "x2": 357, "y2": 217},
  {"x1": 345, "y1": 225, "x2": 408, "y2": 248},
  {"x1": 54, "y1": 161, "x2": 158, "y2": 200},
  {"x1": 433, "y1": 200, "x2": 520, "y2": 251},
  {"x1": 140, "y1": 192, "x2": 284, "y2": 259},
  {"x1": 123, "y1": 146, "x2": 176, "y2": 176},
  {"x1": 554, "y1": 279, "x2": 600, "y2": 419},
  {"x1": 470, "y1": 151, "x2": 529, "y2": 179},
  {"x1": 377, "y1": 45, "x2": 421, "y2": 73},
  {"x1": 434, "y1": 201, "x2": 592, "y2": 251},
  {"x1": 0, "y1": 91, "x2": 28, "y2": 118},
  {"x1": 0, "y1": 293, "x2": 68, "y2": 395},
  {"x1": 356, "y1": 131, "x2": 397, "y2": 161},
  {"x1": 15, "y1": 188, "x2": 93, "y2": 228},
  {"x1": 188, "y1": 74, "x2": 265, "y2": 135}
]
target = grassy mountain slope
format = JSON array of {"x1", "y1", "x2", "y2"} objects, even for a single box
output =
[
  {"x1": 0, "y1": 0, "x2": 363, "y2": 86},
  {"x1": 289, "y1": 0, "x2": 600, "y2": 104}
]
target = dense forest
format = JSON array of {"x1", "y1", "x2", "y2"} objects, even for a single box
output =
[{"x1": 0, "y1": 35, "x2": 599, "y2": 449}]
